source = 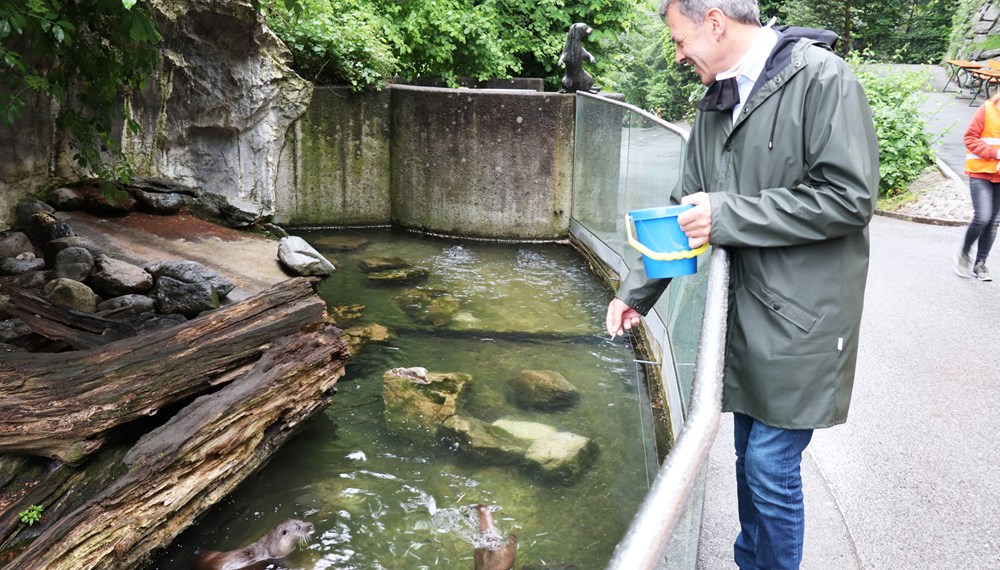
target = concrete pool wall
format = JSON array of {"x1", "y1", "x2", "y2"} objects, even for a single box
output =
[{"x1": 275, "y1": 85, "x2": 579, "y2": 240}]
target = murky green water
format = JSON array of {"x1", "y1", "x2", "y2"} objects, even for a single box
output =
[{"x1": 148, "y1": 229, "x2": 662, "y2": 570}]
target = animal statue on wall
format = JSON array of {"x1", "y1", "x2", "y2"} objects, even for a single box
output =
[
  {"x1": 557, "y1": 23, "x2": 601, "y2": 94},
  {"x1": 191, "y1": 518, "x2": 314, "y2": 570},
  {"x1": 473, "y1": 504, "x2": 517, "y2": 570}
]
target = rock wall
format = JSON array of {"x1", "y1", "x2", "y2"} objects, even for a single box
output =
[
  {"x1": 953, "y1": 1, "x2": 1000, "y2": 59},
  {"x1": 125, "y1": 0, "x2": 312, "y2": 226},
  {"x1": 0, "y1": 0, "x2": 312, "y2": 229}
]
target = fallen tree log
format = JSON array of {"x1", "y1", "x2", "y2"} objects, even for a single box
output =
[
  {"x1": 4, "y1": 326, "x2": 348, "y2": 570},
  {"x1": 3, "y1": 290, "x2": 138, "y2": 350},
  {"x1": 0, "y1": 277, "x2": 328, "y2": 464}
]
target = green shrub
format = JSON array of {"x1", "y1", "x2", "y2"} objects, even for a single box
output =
[
  {"x1": 848, "y1": 55, "x2": 936, "y2": 197},
  {"x1": 266, "y1": 0, "x2": 398, "y2": 88}
]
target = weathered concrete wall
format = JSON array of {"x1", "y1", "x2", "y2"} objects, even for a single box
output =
[
  {"x1": 275, "y1": 87, "x2": 392, "y2": 226},
  {"x1": 388, "y1": 85, "x2": 574, "y2": 239},
  {"x1": 277, "y1": 85, "x2": 576, "y2": 240}
]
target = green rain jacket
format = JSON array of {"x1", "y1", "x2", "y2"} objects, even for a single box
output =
[{"x1": 617, "y1": 29, "x2": 880, "y2": 429}]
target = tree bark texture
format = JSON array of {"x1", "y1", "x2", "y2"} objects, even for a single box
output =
[
  {"x1": 3, "y1": 326, "x2": 348, "y2": 570},
  {"x1": 0, "y1": 277, "x2": 328, "y2": 464}
]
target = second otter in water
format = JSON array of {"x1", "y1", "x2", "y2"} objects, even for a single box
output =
[
  {"x1": 473, "y1": 504, "x2": 517, "y2": 570},
  {"x1": 191, "y1": 518, "x2": 314, "y2": 570}
]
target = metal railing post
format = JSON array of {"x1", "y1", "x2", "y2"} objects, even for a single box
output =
[{"x1": 606, "y1": 246, "x2": 730, "y2": 570}]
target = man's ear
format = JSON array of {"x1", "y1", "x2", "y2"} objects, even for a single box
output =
[{"x1": 705, "y1": 7, "x2": 726, "y2": 38}]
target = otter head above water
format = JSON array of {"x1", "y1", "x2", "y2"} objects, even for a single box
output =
[
  {"x1": 473, "y1": 504, "x2": 517, "y2": 570},
  {"x1": 191, "y1": 518, "x2": 314, "y2": 570}
]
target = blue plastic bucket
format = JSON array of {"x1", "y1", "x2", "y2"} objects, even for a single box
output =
[{"x1": 627, "y1": 204, "x2": 699, "y2": 278}]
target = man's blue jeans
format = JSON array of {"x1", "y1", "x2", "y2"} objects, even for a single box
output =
[{"x1": 733, "y1": 413, "x2": 814, "y2": 570}]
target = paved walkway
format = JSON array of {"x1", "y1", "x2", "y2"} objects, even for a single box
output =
[{"x1": 696, "y1": 64, "x2": 1000, "y2": 569}]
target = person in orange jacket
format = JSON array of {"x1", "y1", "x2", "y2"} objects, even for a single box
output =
[{"x1": 959, "y1": 93, "x2": 1000, "y2": 281}]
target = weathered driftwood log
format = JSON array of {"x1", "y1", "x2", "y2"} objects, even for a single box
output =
[
  {"x1": 0, "y1": 277, "x2": 327, "y2": 464},
  {"x1": 4, "y1": 327, "x2": 348, "y2": 570},
  {"x1": 4, "y1": 289, "x2": 138, "y2": 350}
]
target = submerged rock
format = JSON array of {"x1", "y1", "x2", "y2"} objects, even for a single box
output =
[
  {"x1": 524, "y1": 432, "x2": 598, "y2": 483},
  {"x1": 358, "y1": 256, "x2": 409, "y2": 273},
  {"x1": 382, "y1": 367, "x2": 472, "y2": 443},
  {"x1": 491, "y1": 418, "x2": 559, "y2": 441},
  {"x1": 397, "y1": 287, "x2": 460, "y2": 327},
  {"x1": 511, "y1": 370, "x2": 581, "y2": 411},
  {"x1": 341, "y1": 322, "x2": 390, "y2": 355},
  {"x1": 366, "y1": 267, "x2": 429, "y2": 285},
  {"x1": 329, "y1": 304, "x2": 365, "y2": 324},
  {"x1": 311, "y1": 235, "x2": 369, "y2": 251},
  {"x1": 440, "y1": 415, "x2": 527, "y2": 465}
]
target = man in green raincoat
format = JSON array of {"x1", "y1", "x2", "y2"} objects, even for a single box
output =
[{"x1": 605, "y1": 0, "x2": 880, "y2": 568}]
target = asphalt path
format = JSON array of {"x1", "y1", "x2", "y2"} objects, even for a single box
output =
[{"x1": 698, "y1": 215, "x2": 1000, "y2": 569}]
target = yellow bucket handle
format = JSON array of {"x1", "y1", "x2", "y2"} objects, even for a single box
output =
[{"x1": 626, "y1": 214, "x2": 709, "y2": 261}]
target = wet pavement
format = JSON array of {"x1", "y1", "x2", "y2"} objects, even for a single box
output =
[{"x1": 696, "y1": 64, "x2": 1000, "y2": 569}]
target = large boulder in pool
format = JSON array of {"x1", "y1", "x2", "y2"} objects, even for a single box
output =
[
  {"x1": 485, "y1": 418, "x2": 599, "y2": 482},
  {"x1": 511, "y1": 370, "x2": 580, "y2": 411},
  {"x1": 524, "y1": 431, "x2": 598, "y2": 484},
  {"x1": 382, "y1": 367, "x2": 472, "y2": 443},
  {"x1": 439, "y1": 415, "x2": 527, "y2": 465}
]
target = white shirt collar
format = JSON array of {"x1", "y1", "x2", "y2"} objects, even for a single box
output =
[{"x1": 716, "y1": 26, "x2": 778, "y2": 123}]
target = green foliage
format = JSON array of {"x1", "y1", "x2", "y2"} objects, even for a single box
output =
[
  {"x1": 847, "y1": 53, "x2": 935, "y2": 197},
  {"x1": 0, "y1": 0, "x2": 160, "y2": 186},
  {"x1": 18, "y1": 504, "x2": 43, "y2": 526},
  {"x1": 265, "y1": 0, "x2": 641, "y2": 90},
  {"x1": 779, "y1": 0, "x2": 955, "y2": 62},
  {"x1": 266, "y1": 0, "x2": 397, "y2": 88},
  {"x1": 373, "y1": 0, "x2": 518, "y2": 85},
  {"x1": 603, "y1": 4, "x2": 701, "y2": 121}
]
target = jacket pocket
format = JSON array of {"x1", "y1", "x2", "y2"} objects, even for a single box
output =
[{"x1": 745, "y1": 274, "x2": 819, "y2": 333}]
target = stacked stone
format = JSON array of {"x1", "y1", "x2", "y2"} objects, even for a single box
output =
[{"x1": 0, "y1": 193, "x2": 237, "y2": 348}]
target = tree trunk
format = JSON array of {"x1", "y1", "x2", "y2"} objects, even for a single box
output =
[
  {"x1": 0, "y1": 277, "x2": 328, "y2": 464},
  {"x1": 3, "y1": 326, "x2": 348, "y2": 570}
]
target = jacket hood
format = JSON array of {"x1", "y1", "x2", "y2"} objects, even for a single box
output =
[{"x1": 762, "y1": 25, "x2": 838, "y2": 79}]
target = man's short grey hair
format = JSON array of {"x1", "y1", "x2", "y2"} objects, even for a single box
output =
[{"x1": 658, "y1": 0, "x2": 761, "y2": 27}]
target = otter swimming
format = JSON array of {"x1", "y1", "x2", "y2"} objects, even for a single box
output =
[
  {"x1": 473, "y1": 504, "x2": 517, "y2": 570},
  {"x1": 191, "y1": 518, "x2": 313, "y2": 570}
]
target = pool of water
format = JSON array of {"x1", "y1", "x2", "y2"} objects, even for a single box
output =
[{"x1": 147, "y1": 228, "x2": 663, "y2": 569}]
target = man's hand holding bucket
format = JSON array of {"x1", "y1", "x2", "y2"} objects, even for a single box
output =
[{"x1": 679, "y1": 192, "x2": 712, "y2": 249}]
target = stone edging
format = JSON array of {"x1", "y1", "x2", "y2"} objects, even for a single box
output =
[{"x1": 874, "y1": 158, "x2": 970, "y2": 228}]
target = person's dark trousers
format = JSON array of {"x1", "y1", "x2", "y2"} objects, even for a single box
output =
[
  {"x1": 962, "y1": 177, "x2": 1000, "y2": 263},
  {"x1": 732, "y1": 412, "x2": 814, "y2": 570}
]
